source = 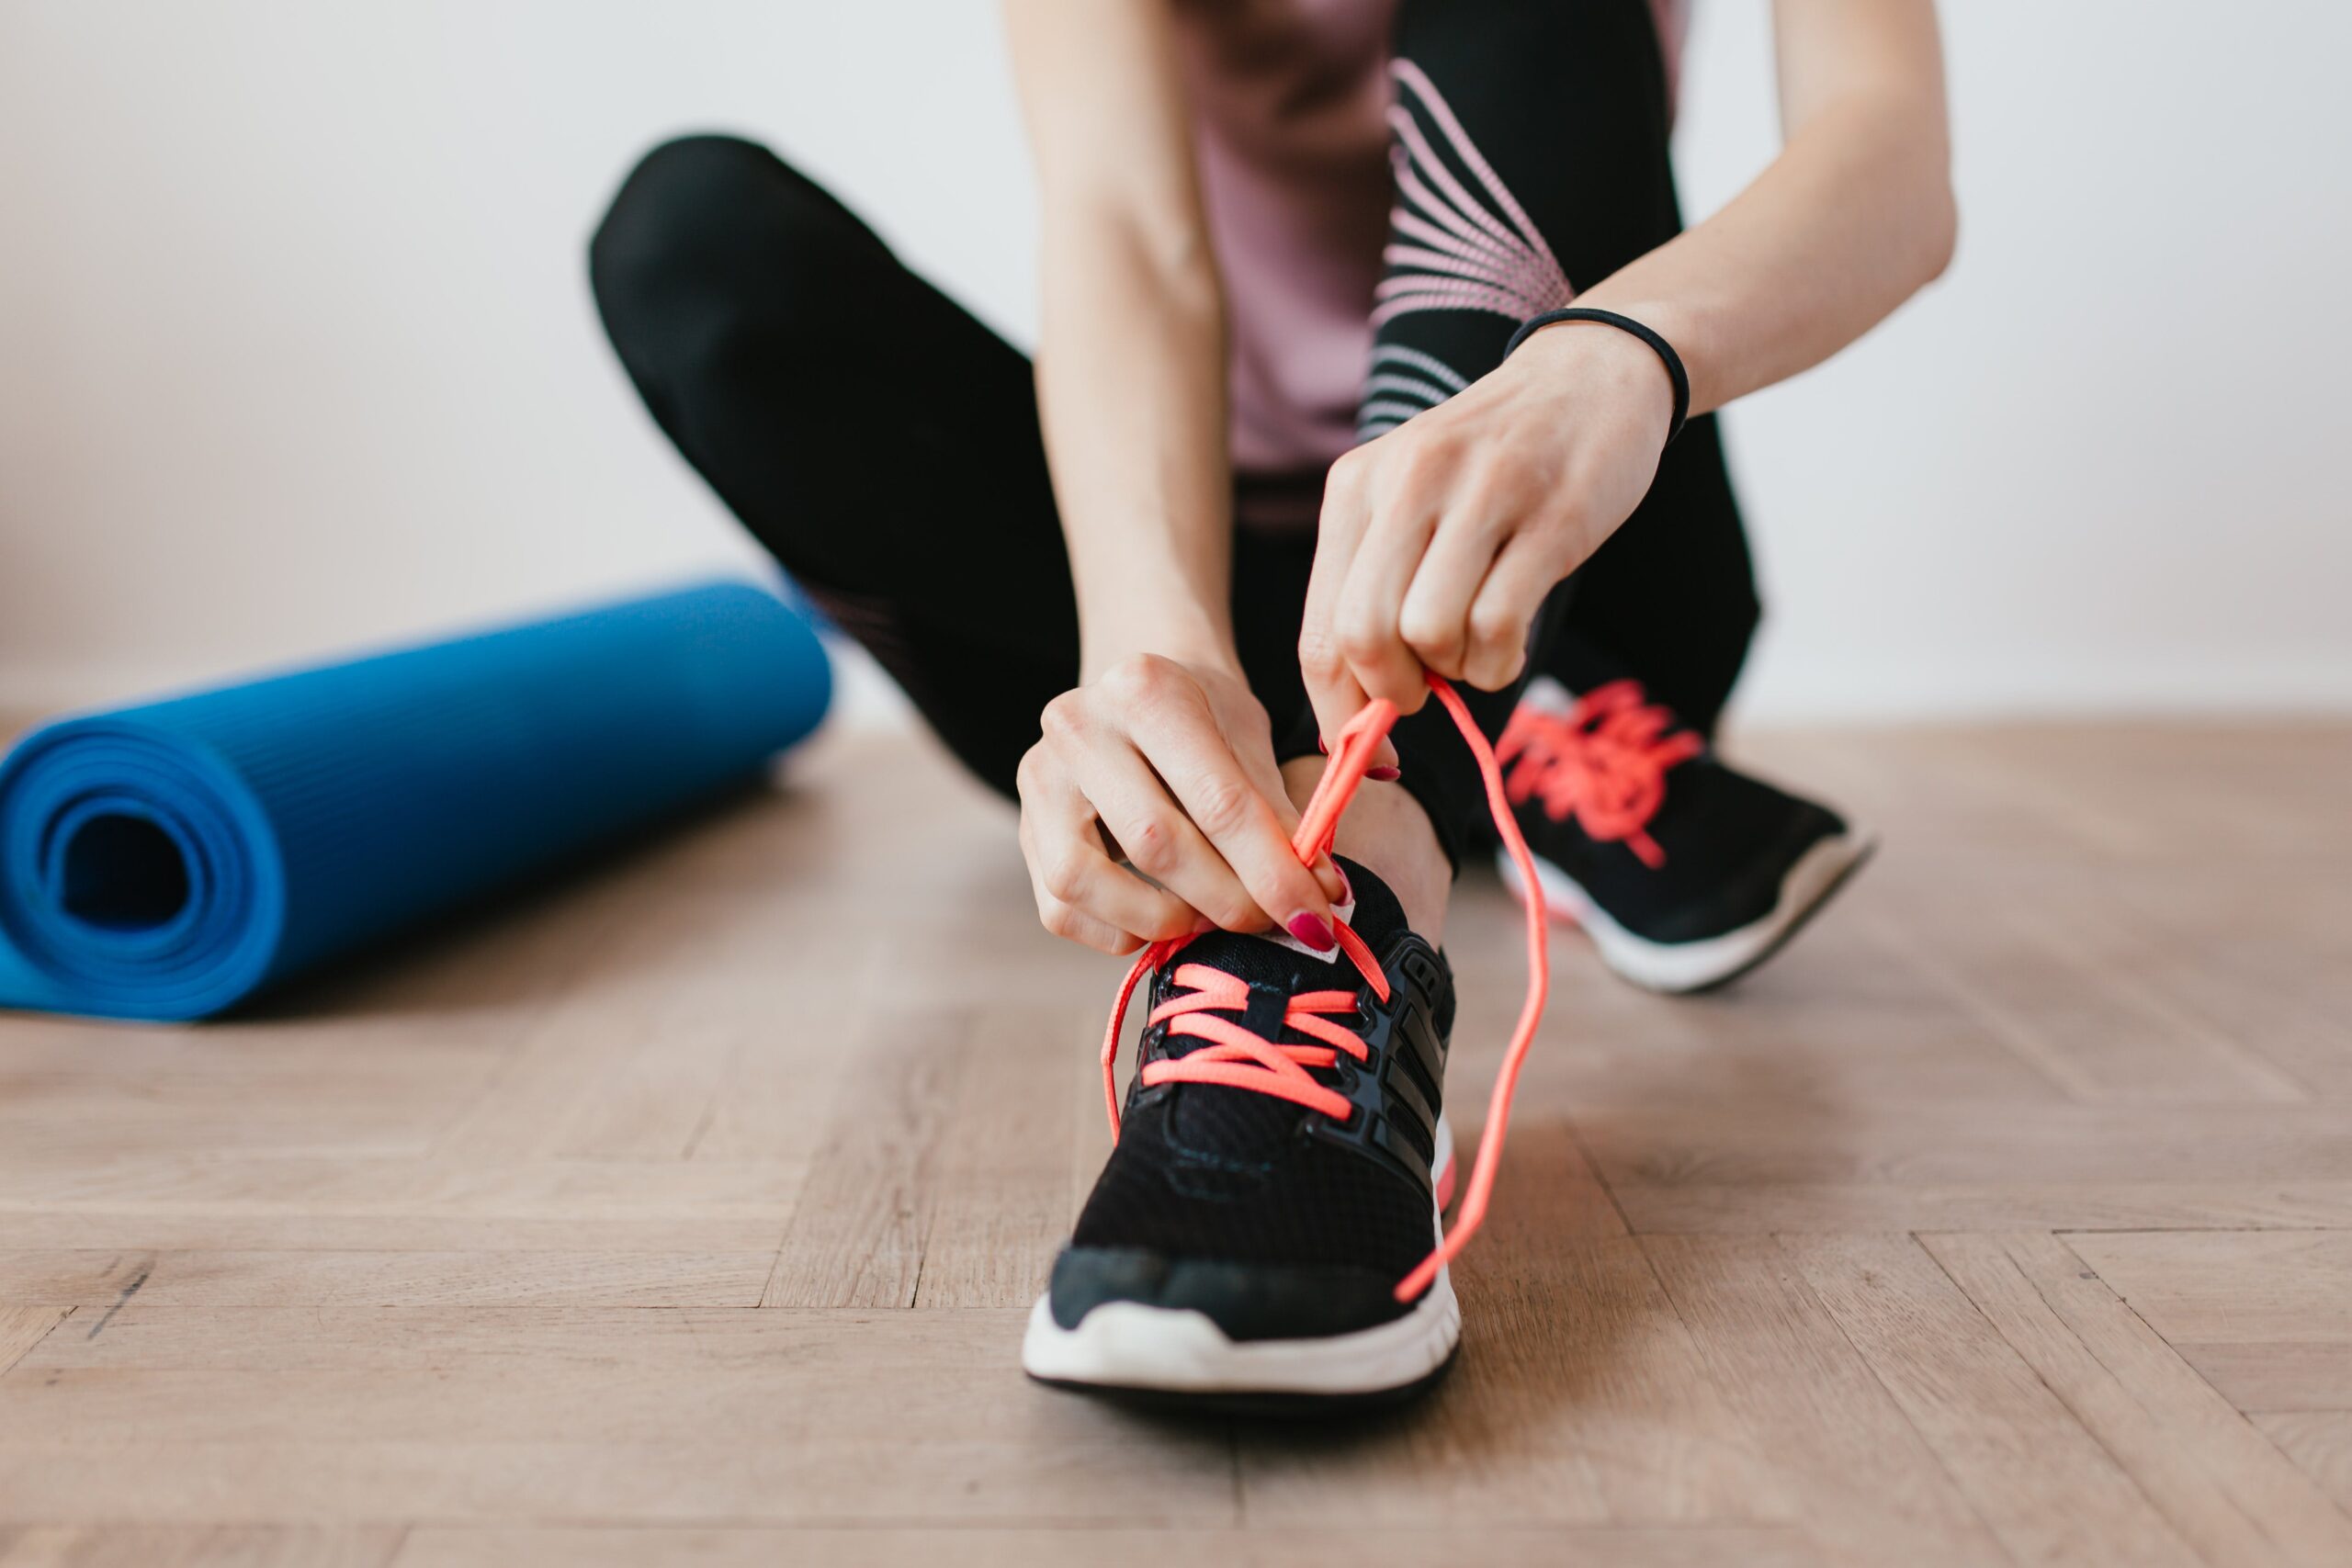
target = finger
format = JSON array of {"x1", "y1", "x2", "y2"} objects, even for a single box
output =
[
  {"x1": 1210, "y1": 696, "x2": 1298, "y2": 832},
  {"x1": 1034, "y1": 892, "x2": 1144, "y2": 956},
  {"x1": 1232, "y1": 738, "x2": 1304, "y2": 840},
  {"x1": 1019, "y1": 759, "x2": 1197, "y2": 946},
  {"x1": 1023, "y1": 807, "x2": 1194, "y2": 945},
  {"x1": 1070, "y1": 736, "x2": 1270, "y2": 935},
  {"x1": 1337, "y1": 494, "x2": 1437, "y2": 716},
  {"x1": 1461, "y1": 522, "x2": 1569, "y2": 690},
  {"x1": 1223, "y1": 716, "x2": 1348, "y2": 906},
  {"x1": 1137, "y1": 696, "x2": 1340, "y2": 953},
  {"x1": 1397, "y1": 499, "x2": 1511, "y2": 682},
  {"x1": 1299, "y1": 458, "x2": 1399, "y2": 770}
]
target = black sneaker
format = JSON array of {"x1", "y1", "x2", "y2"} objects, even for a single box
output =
[
  {"x1": 1494, "y1": 676, "x2": 1874, "y2": 994},
  {"x1": 1022, "y1": 856, "x2": 1462, "y2": 1412}
]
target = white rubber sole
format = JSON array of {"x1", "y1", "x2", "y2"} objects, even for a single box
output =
[
  {"x1": 1500, "y1": 827, "x2": 1874, "y2": 995},
  {"x1": 1023, "y1": 1122, "x2": 1461, "y2": 1399},
  {"x1": 1019, "y1": 1269, "x2": 1460, "y2": 1399}
]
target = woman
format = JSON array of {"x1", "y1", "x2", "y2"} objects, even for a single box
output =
[{"x1": 591, "y1": 0, "x2": 1952, "y2": 1407}]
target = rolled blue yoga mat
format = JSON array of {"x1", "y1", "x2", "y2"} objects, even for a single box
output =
[{"x1": 0, "y1": 580, "x2": 830, "y2": 1021}]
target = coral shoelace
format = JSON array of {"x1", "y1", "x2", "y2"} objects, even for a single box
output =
[
  {"x1": 1495, "y1": 679, "x2": 1702, "y2": 869},
  {"x1": 1099, "y1": 673, "x2": 1550, "y2": 1305}
]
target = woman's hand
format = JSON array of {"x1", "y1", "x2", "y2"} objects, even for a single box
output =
[
  {"x1": 1018, "y1": 653, "x2": 1348, "y2": 955},
  {"x1": 1297, "y1": 321, "x2": 1675, "y2": 752}
]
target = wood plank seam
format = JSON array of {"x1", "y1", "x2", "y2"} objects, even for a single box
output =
[
  {"x1": 0, "y1": 1308, "x2": 70, "y2": 1379},
  {"x1": 1769, "y1": 1232, "x2": 2026, "y2": 1560},
  {"x1": 1787, "y1": 1232, "x2": 2206, "y2": 1565},
  {"x1": 2043, "y1": 1231, "x2": 2352, "y2": 1554}
]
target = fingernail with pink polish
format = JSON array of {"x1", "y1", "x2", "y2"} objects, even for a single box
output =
[
  {"x1": 1332, "y1": 862, "x2": 1354, "y2": 904},
  {"x1": 1367, "y1": 764, "x2": 1402, "y2": 782},
  {"x1": 1287, "y1": 912, "x2": 1338, "y2": 955}
]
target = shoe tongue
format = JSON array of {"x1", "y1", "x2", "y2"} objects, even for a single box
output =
[
  {"x1": 1332, "y1": 854, "x2": 1410, "y2": 951},
  {"x1": 1159, "y1": 856, "x2": 1406, "y2": 1153}
]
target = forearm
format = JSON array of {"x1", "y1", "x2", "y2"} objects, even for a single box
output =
[
  {"x1": 1004, "y1": 0, "x2": 1238, "y2": 681},
  {"x1": 1573, "y1": 0, "x2": 1956, "y2": 415},
  {"x1": 1034, "y1": 211, "x2": 1237, "y2": 678}
]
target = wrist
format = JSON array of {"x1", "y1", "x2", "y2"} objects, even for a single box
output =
[
  {"x1": 1510, "y1": 304, "x2": 1690, "y2": 449},
  {"x1": 1078, "y1": 604, "x2": 1240, "y2": 682}
]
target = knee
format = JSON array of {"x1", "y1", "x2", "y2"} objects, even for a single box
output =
[
  {"x1": 590, "y1": 135, "x2": 767, "y2": 336},
  {"x1": 588, "y1": 133, "x2": 864, "y2": 360}
]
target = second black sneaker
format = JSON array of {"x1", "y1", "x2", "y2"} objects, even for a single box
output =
[
  {"x1": 1494, "y1": 676, "x2": 1874, "y2": 994},
  {"x1": 1022, "y1": 856, "x2": 1462, "y2": 1412}
]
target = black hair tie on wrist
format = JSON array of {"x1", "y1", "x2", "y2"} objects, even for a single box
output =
[{"x1": 1503, "y1": 307, "x2": 1690, "y2": 447}]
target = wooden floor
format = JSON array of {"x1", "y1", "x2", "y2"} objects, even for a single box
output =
[{"x1": 3, "y1": 720, "x2": 2351, "y2": 1567}]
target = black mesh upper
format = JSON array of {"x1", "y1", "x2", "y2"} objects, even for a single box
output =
[
  {"x1": 1521, "y1": 751, "x2": 1843, "y2": 942},
  {"x1": 1067, "y1": 856, "x2": 1451, "y2": 1281},
  {"x1": 1506, "y1": 668, "x2": 1847, "y2": 943}
]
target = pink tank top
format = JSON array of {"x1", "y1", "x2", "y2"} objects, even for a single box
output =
[{"x1": 1170, "y1": 0, "x2": 1687, "y2": 485}]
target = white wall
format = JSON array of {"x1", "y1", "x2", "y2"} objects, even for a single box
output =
[
  {"x1": 1679, "y1": 2, "x2": 2352, "y2": 717},
  {"x1": 3, "y1": 1, "x2": 2346, "y2": 723}
]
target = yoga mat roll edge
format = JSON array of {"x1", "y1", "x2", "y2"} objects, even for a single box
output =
[{"x1": 0, "y1": 580, "x2": 830, "y2": 1021}]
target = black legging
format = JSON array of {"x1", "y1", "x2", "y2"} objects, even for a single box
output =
[{"x1": 589, "y1": 0, "x2": 1758, "y2": 868}]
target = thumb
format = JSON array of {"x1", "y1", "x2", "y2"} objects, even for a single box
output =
[
  {"x1": 1226, "y1": 718, "x2": 1350, "y2": 907},
  {"x1": 1306, "y1": 674, "x2": 1402, "y2": 782}
]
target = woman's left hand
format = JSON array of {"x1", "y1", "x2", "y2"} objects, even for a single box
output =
[{"x1": 1297, "y1": 320, "x2": 1678, "y2": 753}]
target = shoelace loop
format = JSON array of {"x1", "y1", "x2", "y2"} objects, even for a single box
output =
[
  {"x1": 1099, "y1": 673, "x2": 1550, "y2": 1304},
  {"x1": 1495, "y1": 679, "x2": 1702, "y2": 869}
]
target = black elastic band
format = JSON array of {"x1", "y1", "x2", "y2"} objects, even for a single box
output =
[{"x1": 1503, "y1": 307, "x2": 1690, "y2": 447}]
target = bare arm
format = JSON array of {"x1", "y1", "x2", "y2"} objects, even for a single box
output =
[
  {"x1": 1003, "y1": 0, "x2": 1345, "y2": 955},
  {"x1": 1577, "y1": 0, "x2": 1957, "y2": 413},
  {"x1": 1003, "y1": 0, "x2": 1233, "y2": 675},
  {"x1": 1301, "y1": 0, "x2": 1956, "y2": 740}
]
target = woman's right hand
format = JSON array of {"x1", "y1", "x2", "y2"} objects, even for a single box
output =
[{"x1": 1017, "y1": 653, "x2": 1348, "y2": 956}]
